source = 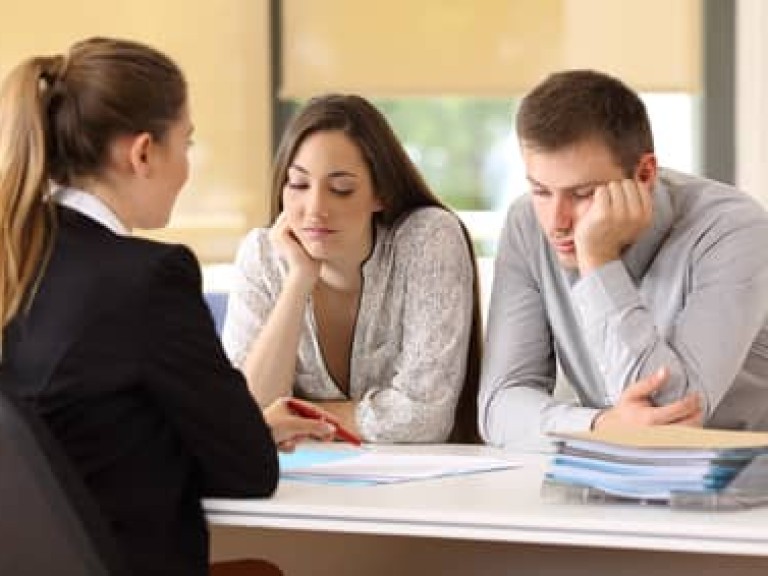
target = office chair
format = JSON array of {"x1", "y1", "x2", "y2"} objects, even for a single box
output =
[
  {"x1": 204, "y1": 291, "x2": 229, "y2": 336},
  {"x1": 0, "y1": 391, "x2": 129, "y2": 576}
]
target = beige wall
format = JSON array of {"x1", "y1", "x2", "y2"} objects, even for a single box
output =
[
  {"x1": 2, "y1": 0, "x2": 705, "y2": 260},
  {"x1": 1, "y1": 0, "x2": 273, "y2": 262}
]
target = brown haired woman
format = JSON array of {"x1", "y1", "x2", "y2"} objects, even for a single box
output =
[
  {"x1": 223, "y1": 94, "x2": 483, "y2": 444},
  {"x1": 0, "y1": 38, "x2": 334, "y2": 576}
]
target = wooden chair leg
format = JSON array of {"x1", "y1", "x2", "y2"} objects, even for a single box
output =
[{"x1": 210, "y1": 558, "x2": 284, "y2": 576}]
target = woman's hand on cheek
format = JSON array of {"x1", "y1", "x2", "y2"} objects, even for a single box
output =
[{"x1": 269, "y1": 212, "x2": 322, "y2": 293}]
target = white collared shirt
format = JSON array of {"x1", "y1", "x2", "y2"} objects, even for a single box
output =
[{"x1": 52, "y1": 188, "x2": 130, "y2": 236}]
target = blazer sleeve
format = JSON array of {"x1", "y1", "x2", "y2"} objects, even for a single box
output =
[{"x1": 141, "y1": 245, "x2": 278, "y2": 498}]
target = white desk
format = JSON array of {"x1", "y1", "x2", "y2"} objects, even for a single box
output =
[{"x1": 206, "y1": 445, "x2": 768, "y2": 576}]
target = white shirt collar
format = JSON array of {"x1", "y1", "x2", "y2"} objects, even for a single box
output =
[{"x1": 53, "y1": 188, "x2": 131, "y2": 236}]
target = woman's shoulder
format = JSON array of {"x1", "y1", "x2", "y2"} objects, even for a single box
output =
[
  {"x1": 112, "y1": 239, "x2": 202, "y2": 295},
  {"x1": 382, "y1": 206, "x2": 470, "y2": 267},
  {"x1": 390, "y1": 206, "x2": 464, "y2": 240},
  {"x1": 238, "y1": 226, "x2": 272, "y2": 251},
  {"x1": 234, "y1": 227, "x2": 280, "y2": 268},
  {"x1": 57, "y1": 212, "x2": 199, "y2": 286}
]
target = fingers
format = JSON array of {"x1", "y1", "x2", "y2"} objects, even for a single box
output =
[
  {"x1": 647, "y1": 393, "x2": 701, "y2": 425},
  {"x1": 591, "y1": 179, "x2": 652, "y2": 239},
  {"x1": 606, "y1": 181, "x2": 627, "y2": 223},
  {"x1": 575, "y1": 181, "x2": 647, "y2": 274},
  {"x1": 271, "y1": 211, "x2": 288, "y2": 232},
  {"x1": 302, "y1": 418, "x2": 338, "y2": 440},
  {"x1": 268, "y1": 212, "x2": 293, "y2": 252},
  {"x1": 621, "y1": 367, "x2": 702, "y2": 426},
  {"x1": 590, "y1": 184, "x2": 610, "y2": 218},
  {"x1": 626, "y1": 179, "x2": 653, "y2": 229},
  {"x1": 264, "y1": 397, "x2": 337, "y2": 445},
  {"x1": 622, "y1": 367, "x2": 668, "y2": 401},
  {"x1": 278, "y1": 439, "x2": 298, "y2": 453},
  {"x1": 673, "y1": 407, "x2": 704, "y2": 427},
  {"x1": 280, "y1": 415, "x2": 336, "y2": 443},
  {"x1": 609, "y1": 179, "x2": 652, "y2": 231},
  {"x1": 287, "y1": 397, "x2": 342, "y2": 428},
  {"x1": 283, "y1": 399, "x2": 339, "y2": 440},
  {"x1": 274, "y1": 213, "x2": 296, "y2": 243},
  {"x1": 606, "y1": 366, "x2": 705, "y2": 430},
  {"x1": 635, "y1": 178, "x2": 653, "y2": 222}
]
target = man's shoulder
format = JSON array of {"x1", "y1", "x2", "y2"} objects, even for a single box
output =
[
  {"x1": 500, "y1": 194, "x2": 541, "y2": 245},
  {"x1": 662, "y1": 168, "x2": 768, "y2": 228},
  {"x1": 504, "y1": 194, "x2": 536, "y2": 225},
  {"x1": 660, "y1": 169, "x2": 768, "y2": 264}
]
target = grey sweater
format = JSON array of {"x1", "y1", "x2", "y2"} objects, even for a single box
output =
[{"x1": 480, "y1": 169, "x2": 768, "y2": 449}]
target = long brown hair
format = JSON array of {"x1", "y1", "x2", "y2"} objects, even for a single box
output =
[
  {"x1": 271, "y1": 94, "x2": 482, "y2": 442},
  {"x1": 0, "y1": 37, "x2": 186, "y2": 349}
]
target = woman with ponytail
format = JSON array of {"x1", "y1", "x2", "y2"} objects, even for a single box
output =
[{"x1": 0, "y1": 38, "x2": 332, "y2": 576}]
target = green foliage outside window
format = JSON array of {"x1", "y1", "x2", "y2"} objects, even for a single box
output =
[{"x1": 374, "y1": 98, "x2": 518, "y2": 211}]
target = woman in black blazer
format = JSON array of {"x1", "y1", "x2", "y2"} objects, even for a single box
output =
[{"x1": 0, "y1": 38, "x2": 334, "y2": 576}]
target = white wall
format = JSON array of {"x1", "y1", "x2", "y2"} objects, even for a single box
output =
[{"x1": 736, "y1": 0, "x2": 768, "y2": 203}]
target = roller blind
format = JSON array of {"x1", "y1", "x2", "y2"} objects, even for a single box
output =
[
  {"x1": 281, "y1": 0, "x2": 701, "y2": 98},
  {"x1": 1, "y1": 0, "x2": 273, "y2": 263}
]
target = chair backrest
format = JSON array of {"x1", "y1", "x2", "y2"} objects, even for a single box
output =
[
  {"x1": 0, "y1": 391, "x2": 128, "y2": 576},
  {"x1": 204, "y1": 291, "x2": 229, "y2": 336}
]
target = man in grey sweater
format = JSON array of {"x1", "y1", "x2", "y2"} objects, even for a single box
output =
[{"x1": 479, "y1": 70, "x2": 768, "y2": 449}]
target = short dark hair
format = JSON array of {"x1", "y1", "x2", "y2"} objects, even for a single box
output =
[{"x1": 516, "y1": 70, "x2": 654, "y2": 176}]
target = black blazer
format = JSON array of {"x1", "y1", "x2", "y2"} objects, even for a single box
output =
[{"x1": 0, "y1": 207, "x2": 278, "y2": 576}]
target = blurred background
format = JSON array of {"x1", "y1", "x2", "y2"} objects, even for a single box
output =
[{"x1": 2, "y1": 0, "x2": 763, "y2": 265}]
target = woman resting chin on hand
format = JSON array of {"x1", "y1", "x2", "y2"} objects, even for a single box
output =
[{"x1": 222, "y1": 94, "x2": 483, "y2": 445}]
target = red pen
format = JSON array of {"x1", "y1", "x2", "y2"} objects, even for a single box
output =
[{"x1": 286, "y1": 398, "x2": 363, "y2": 446}]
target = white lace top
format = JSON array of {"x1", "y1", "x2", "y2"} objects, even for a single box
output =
[{"x1": 222, "y1": 207, "x2": 474, "y2": 442}]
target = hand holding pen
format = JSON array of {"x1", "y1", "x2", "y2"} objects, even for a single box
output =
[
  {"x1": 286, "y1": 398, "x2": 363, "y2": 446},
  {"x1": 263, "y1": 397, "x2": 338, "y2": 452}
]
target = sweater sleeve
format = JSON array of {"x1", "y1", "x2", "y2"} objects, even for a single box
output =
[
  {"x1": 479, "y1": 202, "x2": 600, "y2": 450},
  {"x1": 143, "y1": 245, "x2": 278, "y2": 497},
  {"x1": 571, "y1": 217, "x2": 768, "y2": 417},
  {"x1": 221, "y1": 228, "x2": 282, "y2": 369}
]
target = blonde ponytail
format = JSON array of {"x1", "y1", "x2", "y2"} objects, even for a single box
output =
[{"x1": 0, "y1": 56, "x2": 62, "y2": 345}]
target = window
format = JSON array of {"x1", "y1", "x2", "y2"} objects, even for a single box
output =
[{"x1": 373, "y1": 93, "x2": 699, "y2": 257}]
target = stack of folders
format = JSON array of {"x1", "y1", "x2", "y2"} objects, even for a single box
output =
[{"x1": 542, "y1": 426, "x2": 768, "y2": 510}]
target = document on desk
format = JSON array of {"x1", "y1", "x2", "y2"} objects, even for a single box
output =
[
  {"x1": 280, "y1": 447, "x2": 518, "y2": 486},
  {"x1": 544, "y1": 425, "x2": 768, "y2": 504}
]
